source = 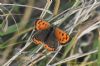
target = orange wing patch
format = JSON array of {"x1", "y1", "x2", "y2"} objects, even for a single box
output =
[
  {"x1": 35, "y1": 19, "x2": 50, "y2": 30},
  {"x1": 54, "y1": 28, "x2": 70, "y2": 45},
  {"x1": 44, "y1": 44, "x2": 55, "y2": 51},
  {"x1": 33, "y1": 38, "x2": 42, "y2": 45}
]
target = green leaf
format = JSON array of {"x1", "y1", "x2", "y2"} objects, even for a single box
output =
[{"x1": 0, "y1": 24, "x2": 18, "y2": 36}]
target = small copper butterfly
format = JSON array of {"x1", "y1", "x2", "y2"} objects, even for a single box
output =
[{"x1": 32, "y1": 19, "x2": 70, "y2": 51}]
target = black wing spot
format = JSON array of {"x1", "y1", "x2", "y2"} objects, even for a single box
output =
[
  {"x1": 66, "y1": 37, "x2": 68, "y2": 40},
  {"x1": 62, "y1": 33, "x2": 64, "y2": 36},
  {"x1": 42, "y1": 23, "x2": 45, "y2": 25},
  {"x1": 59, "y1": 38, "x2": 61, "y2": 41},
  {"x1": 59, "y1": 32, "x2": 61, "y2": 34}
]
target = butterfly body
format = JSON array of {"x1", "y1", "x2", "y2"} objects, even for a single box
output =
[{"x1": 32, "y1": 19, "x2": 70, "y2": 51}]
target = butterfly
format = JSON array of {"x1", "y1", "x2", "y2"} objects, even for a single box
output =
[{"x1": 32, "y1": 19, "x2": 70, "y2": 51}]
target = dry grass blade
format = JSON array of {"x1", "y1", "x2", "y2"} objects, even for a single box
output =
[
  {"x1": 51, "y1": 50, "x2": 97, "y2": 66},
  {"x1": 40, "y1": 0, "x2": 52, "y2": 19},
  {"x1": 3, "y1": 29, "x2": 34, "y2": 66},
  {"x1": 1, "y1": 0, "x2": 100, "y2": 66},
  {"x1": 46, "y1": 46, "x2": 62, "y2": 65},
  {"x1": 0, "y1": 3, "x2": 52, "y2": 14},
  {"x1": 53, "y1": 0, "x2": 60, "y2": 16},
  {"x1": 1, "y1": 7, "x2": 14, "y2": 33}
]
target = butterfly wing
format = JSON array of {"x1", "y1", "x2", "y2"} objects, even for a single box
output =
[
  {"x1": 32, "y1": 27, "x2": 52, "y2": 45},
  {"x1": 44, "y1": 27, "x2": 59, "y2": 51},
  {"x1": 34, "y1": 19, "x2": 50, "y2": 30},
  {"x1": 54, "y1": 28, "x2": 70, "y2": 45}
]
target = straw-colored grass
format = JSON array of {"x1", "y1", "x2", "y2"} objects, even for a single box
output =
[{"x1": 0, "y1": 0, "x2": 100, "y2": 66}]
